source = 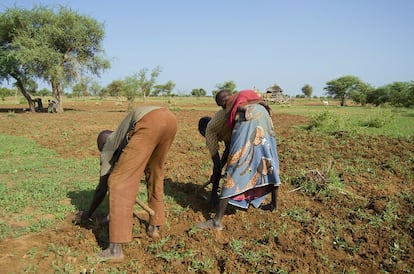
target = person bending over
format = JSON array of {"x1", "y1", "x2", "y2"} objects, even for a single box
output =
[
  {"x1": 196, "y1": 89, "x2": 280, "y2": 230},
  {"x1": 76, "y1": 106, "x2": 177, "y2": 262},
  {"x1": 197, "y1": 89, "x2": 232, "y2": 206}
]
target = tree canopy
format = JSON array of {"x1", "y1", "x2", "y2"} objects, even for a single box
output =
[
  {"x1": 138, "y1": 66, "x2": 162, "y2": 100},
  {"x1": 153, "y1": 80, "x2": 176, "y2": 96},
  {"x1": 191, "y1": 88, "x2": 206, "y2": 97},
  {"x1": 301, "y1": 84, "x2": 313, "y2": 98},
  {"x1": 121, "y1": 66, "x2": 162, "y2": 109},
  {"x1": 323, "y1": 76, "x2": 414, "y2": 107},
  {"x1": 0, "y1": 6, "x2": 110, "y2": 112},
  {"x1": 324, "y1": 75, "x2": 363, "y2": 106},
  {"x1": 212, "y1": 81, "x2": 237, "y2": 97},
  {"x1": 105, "y1": 80, "x2": 123, "y2": 97}
]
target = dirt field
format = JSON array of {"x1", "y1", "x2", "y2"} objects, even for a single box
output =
[{"x1": 0, "y1": 100, "x2": 413, "y2": 273}]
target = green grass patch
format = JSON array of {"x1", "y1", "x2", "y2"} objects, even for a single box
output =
[
  {"x1": 281, "y1": 207, "x2": 311, "y2": 224},
  {"x1": 0, "y1": 134, "x2": 99, "y2": 239},
  {"x1": 271, "y1": 105, "x2": 414, "y2": 138}
]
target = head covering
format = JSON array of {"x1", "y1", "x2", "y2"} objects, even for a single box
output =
[{"x1": 226, "y1": 89, "x2": 262, "y2": 128}]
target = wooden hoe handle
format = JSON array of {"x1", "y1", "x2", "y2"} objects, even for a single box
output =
[{"x1": 136, "y1": 198, "x2": 155, "y2": 216}]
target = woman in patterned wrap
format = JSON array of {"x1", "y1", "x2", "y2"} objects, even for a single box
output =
[{"x1": 196, "y1": 89, "x2": 281, "y2": 230}]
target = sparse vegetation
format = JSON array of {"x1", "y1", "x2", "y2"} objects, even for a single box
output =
[{"x1": 0, "y1": 97, "x2": 412, "y2": 273}]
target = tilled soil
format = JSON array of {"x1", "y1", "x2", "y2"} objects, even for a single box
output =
[{"x1": 0, "y1": 100, "x2": 413, "y2": 273}]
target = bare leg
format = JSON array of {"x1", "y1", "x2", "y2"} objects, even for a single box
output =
[
  {"x1": 213, "y1": 197, "x2": 229, "y2": 227},
  {"x1": 272, "y1": 185, "x2": 279, "y2": 210},
  {"x1": 210, "y1": 183, "x2": 220, "y2": 206},
  {"x1": 97, "y1": 243, "x2": 124, "y2": 262},
  {"x1": 261, "y1": 186, "x2": 279, "y2": 211}
]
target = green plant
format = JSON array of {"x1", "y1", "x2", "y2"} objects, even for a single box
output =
[
  {"x1": 229, "y1": 238, "x2": 246, "y2": 254},
  {"x1": 187, "y1": 225, "x2": 200, "y2": 236},
  {"x1": 7, "y1": 110, "x2": 16, "y2": 117},
  {"x1": 188, "y1": 256, "x2": 213, "y2": 272},
  {"x1": 19, "y1": 97, "x2": 27, "y2": 104},
  {"x1": 399, "y1": 191, "x2": 414, "y2": 204},
  {"x1": 359, "y1": 109, "x2": 395, "y2": 128},
  {"x1": 290, "y1": 169, "x2": 331, "y2": 197},
  {"x1": 125, "y1": 259, "x2": 141, "y2": 270},
  {"x1": 382, "y1": 201, "x2": 399, "y2": 230},
  {"x1": 23, "y1": 264, "x2": 38, "y2": 273},
  {"x1": 147, "y1": 235, "x2": 171, "y2": 254},
  {"x1": 156, "y1": 247, "x2": 195, "y2": 262},
  {"x1": 308, "y1": 110, "x2": 339, "y2": 130},
  {"x1": 240, "y1": 249, "x2": 264, "y2": 266},
  {"x1": 26, "y1": 247, "x2": 38, "y2": 259},
  {"x1": 267, "y1": 268, "x2": 289, "y2": 274},
  {"x1": 281, "y1": 207, "x2": 311, "y2": 223}
]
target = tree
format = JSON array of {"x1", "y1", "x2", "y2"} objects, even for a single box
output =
[
  {"x1": 0, "y1": 87, "x2": 14, "y2": 101},
  {"x1": 301, "y1": 84, "x2": 313, "y2": 98},
  {"x1": 349, "y1": 82, "x2": 373, "y2": 106},
  {"x1": 366, "y1": 86, "x2": 390, "y2": 106},
  {"x1": 106, "y1": 80, "x2": 123, "y2": 97},
  {"x1": 407, "y1": 81, "x2": 414, "y2": 107},
  {"x1": 324, "y1": 75, "x2": 363, "y2": 106},
  {"x1": 387, "y1": 81, "x2": 411, "y2": 107},
  {"x1": 191, "y1": 88, "x2": 206, "y2": 97},
  {"x1": 71, "y1": 82, "x2": 88, "y2": 97},
  {"x1": 122, "y1": 67, "x2": 162, "y2": 108},
  {"x1": 137, "y1": 66, "x2": 162, "y2": 102},
  {"x1": 364, "y1": 81, "x2": 414, "y2": 107},
  {"x1": 34, "y1": 88, "x2": 52, "y2": 97},
  {"x1": 89, "y1": 81, "x2": 102, "y2": 96},
  {"x1": 0, "y1": 8, "x2": 35, "y2": 111},
  {"x1": 212, "y1": 81, "x2": 237, "y2": 97},
  {"x1": 123, "y1": 75, "x2": 140, "y2": 110},
  {"x1": 0, "y1": 6, "x2": 110, "y2": 112},
  {"x1": 153, "y1": 80, "x2": 175, "y2": 96}
]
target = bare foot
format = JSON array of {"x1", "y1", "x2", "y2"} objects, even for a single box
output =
[
  {"x1": 96, "y1": 243, "x2": 124, "y2": 263},
  {"x1": 195, "y1": 219, "x2": 223, "y2": 231},
  {"x1": 147, "y1": 225, "x2": 160, "y2": 239},
  {"x1": 260, "y1": 203, "x2": 277, "y2": 212}
]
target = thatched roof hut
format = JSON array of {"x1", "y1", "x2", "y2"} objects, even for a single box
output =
[{"x1": 264, "y1": 83, "x2": 286, "y2": 103}]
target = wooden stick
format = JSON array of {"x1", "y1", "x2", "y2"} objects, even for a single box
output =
[
  {"x1": 288, "y1": 186, "x2": 303, "y2": 193},
  {"x1": 136, "y1": 198, "x2": 155, "y2": 216}
]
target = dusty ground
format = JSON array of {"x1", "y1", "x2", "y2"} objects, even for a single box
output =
[{"x1": 0, "y1": 100, "x2": 413, "y2": 273}]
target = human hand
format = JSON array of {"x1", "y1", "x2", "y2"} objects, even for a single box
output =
[{"x1": 72, "y1": 210, "x2": 89, "y2": 225}]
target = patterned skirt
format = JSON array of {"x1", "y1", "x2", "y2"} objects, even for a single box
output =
[{"x1": 221, "y1": 103, "x2": 281, "y2": 208}]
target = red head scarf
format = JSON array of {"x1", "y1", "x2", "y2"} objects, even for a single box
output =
[{"x1": 226, "y1": 89, "x2": 262, "y2": 128}]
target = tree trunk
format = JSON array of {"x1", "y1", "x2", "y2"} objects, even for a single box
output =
[
  {"x1": 51, "y1": 79, "x2": 64, "y2": 113},
  {"x1": 14, "y1": 77, "x2": 35, "y2": 112},
  {"x1": 340, "y1": 97, "x2": 345, "y2": 106}
]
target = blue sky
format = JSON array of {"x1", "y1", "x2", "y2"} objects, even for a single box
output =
[{"x1": 1, "y1": 1, "x2": 414, "y2": 96}]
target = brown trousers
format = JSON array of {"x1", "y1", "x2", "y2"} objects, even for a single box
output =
[{"x1": 108, "y1": 108, "x2": 177, "y2": 243}]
